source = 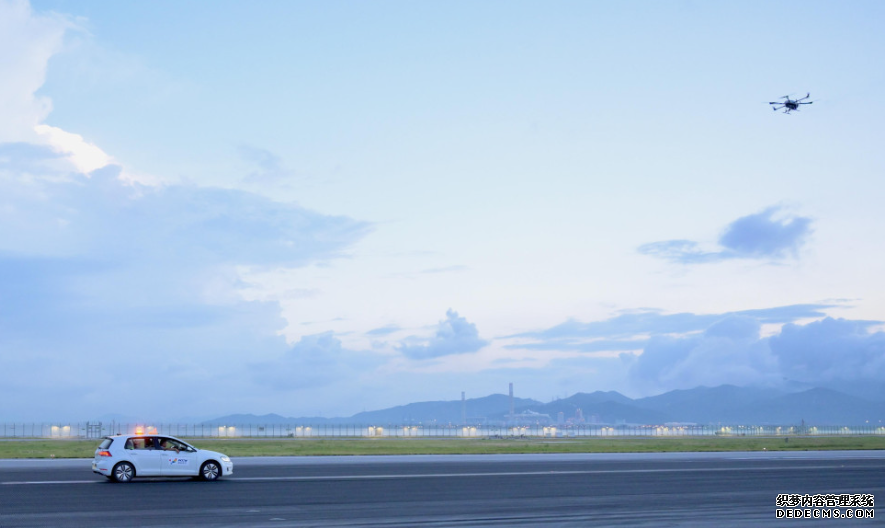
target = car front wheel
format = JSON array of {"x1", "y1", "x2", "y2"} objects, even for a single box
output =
[
  {"x1": 112, "y1": 462, "x2": 135, "y2": 483},
  {"x1": 200, "y1": 461, "x2": 221, "y2": 481}
]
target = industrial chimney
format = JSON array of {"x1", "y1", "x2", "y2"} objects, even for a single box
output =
[
  {"x1": 461, "y1": 391, "x2": 466, "y2": 424},
  {"x1": 509, "y1": 382, "x2": 514, "y2": 418}
]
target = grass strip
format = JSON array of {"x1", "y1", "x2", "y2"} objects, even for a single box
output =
[{"x1": 1, "y1": 436, "x2": 884, "y2": 459}]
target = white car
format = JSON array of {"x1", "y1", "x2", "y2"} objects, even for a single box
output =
[{"x1": 92, "y1": 434, "x2": 233, "y2": 482}]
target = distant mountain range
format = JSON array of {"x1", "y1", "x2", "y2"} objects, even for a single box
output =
[{"x1": 205, "y1": 384, "x2": 885, "y2": 426}]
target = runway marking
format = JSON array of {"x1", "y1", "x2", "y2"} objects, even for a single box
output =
[
  {"x1": 1, "y1": 462, "x2": 875, "y2": 486},
  {"x1": 1, "y1": 480, "x2": 99, "y2": 485},
  {"x1": 229, "y1": 464, "x2": 854, "y2": 482}
]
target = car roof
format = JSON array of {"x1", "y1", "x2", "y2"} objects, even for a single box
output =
[{"x1": 104, "y1": 434, "x2": 186, "y2": 441}]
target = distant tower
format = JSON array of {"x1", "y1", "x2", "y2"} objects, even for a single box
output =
[
  {"x1": 461, "y1": 391, "x2": 466, "y2": 424},
  {"x1": 509, "y1": 383, "x2": 514, "y2": 417}
]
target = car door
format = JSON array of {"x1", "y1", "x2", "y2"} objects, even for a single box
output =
[
  {"x1": 125, "y1": 436, "x2": 164, "y2": 476},
  {"x1": 158, "y1": 437, "x2": 198, "y2": 476}
]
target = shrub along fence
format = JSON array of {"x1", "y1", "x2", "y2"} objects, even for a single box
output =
[{"x1": 2, "y1": 422, "x2": 885, "y2": 439}]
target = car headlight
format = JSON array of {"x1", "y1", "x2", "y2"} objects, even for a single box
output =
[{"x1": 220, "y1": 455, "x2": 230, "y2": 462}]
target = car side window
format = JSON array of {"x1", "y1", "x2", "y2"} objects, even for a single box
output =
[
  {"x1": 128, "y1": 437, "x2": 155, "y2": 450},
  {"x1": 159, "y1": 437, "x2": 188, "y2": 451}
]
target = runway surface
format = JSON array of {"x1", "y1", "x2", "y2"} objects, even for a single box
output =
[{"x1": 1, "y1": 451, "x2": 882, "y2": 527}]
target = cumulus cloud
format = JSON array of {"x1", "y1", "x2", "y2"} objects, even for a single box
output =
[
  {"x1": 629, "y1": 315, "x2": 779, "y2": 393},
  {"x1": 719, "y1": 206, "x2": 812, "y2": 258},
  {"x1": 398, "y1": 310, "x2": 489, "y2": 360},
  {"x1": 509, "y1": 303, "x2": 885, "y2": 395},
  {"x1": 0, "y1": 136, "x2": 371, "y2": 419},
  {"x1": 626, "y1": 315, "x2": 885, "y2": 394},
  {"x1": 639, "y1": 206, "x2": 812, "y2": 264},
  {"x1": 0, "y1": 0, "x2": 73, "y2": 143},
  {"x1": 770, "y1": 317, "x2": 885, "y2": 383},
  {"x1": 0, "y1": 0, "x2": 372, "y2": 419},
  {"x1": 1, "y1": 156, "x2": 370, "y2": 265},
  {"x1": 34, "y1": 124, "x2": 113, "y2": 174}
]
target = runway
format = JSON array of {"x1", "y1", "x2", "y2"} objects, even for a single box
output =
[{"x1": 1, "y1": 451, "x2": 882, "y2": 527}]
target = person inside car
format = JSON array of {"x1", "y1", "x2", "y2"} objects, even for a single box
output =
[{"x1": 159, "y1": 438, "x2": 180, "y2": 453}]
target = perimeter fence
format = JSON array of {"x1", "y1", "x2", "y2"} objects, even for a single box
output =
[{"x1": 3, "y1": 423, "x2": 885, "y2": 439}]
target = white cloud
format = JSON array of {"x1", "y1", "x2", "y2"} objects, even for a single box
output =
[
  {"x1": 398, "y1": 310, "x2": 489, "y2": 360},
  {"x1": 770, "y1": 317, "x2": 885, "y2": 384},
  {"x1": 33, "y1": 124, "x2": 112, "y2": 174},
  {"x1": 628, "y1": 315, "x2": 780, "y2": 394},
  {"x1": 0, "y1": 1, "x2": 380, "y2": 420},
  {"x1": 639, "y1": 206, "x2": 813, "y2": 264},
  {"x1": 1, "y1": 1, "x2": 155, "y2": 184},
  {"x1": 625, "y1": 314, "x2": 885, "y2": 395},
  {"x1": 508, "y1": 304, "x2": 885, "y2": 397},
  {"x1": 0, "y1": 139, "x2": 371, "y2": 420},
  {"x1": 0, "y1": 0, "x2": 74, "y2": 143}
]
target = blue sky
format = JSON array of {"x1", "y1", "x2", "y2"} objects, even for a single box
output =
[{"x1": 2, "y1": 0, "x2": 885, "y2": 420}]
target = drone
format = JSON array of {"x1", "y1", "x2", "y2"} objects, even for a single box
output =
[{"x1": 769, "y1": 93, "x2": 813, "y2": 114}]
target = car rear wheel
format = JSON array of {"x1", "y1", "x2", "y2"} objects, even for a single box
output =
[
  {"x1": 200, "y1": 460, "x2": 221, "y2": 481},
  {"x1": 112, "y1": 462, "x2": 135, "y2": 483}
]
